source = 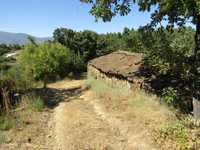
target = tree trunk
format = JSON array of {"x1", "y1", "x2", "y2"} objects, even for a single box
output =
[
  {"x1": 2, "y1": 88, "x2": 10, "y2": 114},
  {"x1": 193, "y1": 97, "x2": 200, "y2": 119},
  {"x1": 193, "y1": 15, "x2": 200, "y2": 120},
  {"x1": 43, "y1": 75, "x2": 48, "y2": 89}
]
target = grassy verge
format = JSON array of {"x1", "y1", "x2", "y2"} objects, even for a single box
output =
[
  {"x1": 0, "y1": 94, "x2": 44, "y2": 144},
  {"x1": 0, "y1": 131, "x2": 6, "y2": 144},
  {"x1": 85, "y1": 75, "x2": 131, "y2": 99},
  {"x1": 86, "y1": 76, "x2": 200, "y2": 150},
  {"x1": 154, "y1": 116, "x2": 200, "y2": 150}
]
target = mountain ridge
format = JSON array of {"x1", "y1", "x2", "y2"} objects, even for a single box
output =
[{"x1": 0, "y1": 31, "x2": 52, "y2": 45}]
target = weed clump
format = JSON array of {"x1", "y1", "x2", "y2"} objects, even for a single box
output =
[
  {"x1": 154, "y1": 117, "x2": 200, "y2": 150},
  {"x1": 0, "y1": 131, "x2": 6, "y2": 144},
  {"x1": 162, "y1": 87, "x2": 179, "y2": 105},
  {"x1": 28, "y1": 96, "x2": 44, "y2": 112},
  {"x1": 0, "y1": 115, "x2": 15, "y2": 131}
]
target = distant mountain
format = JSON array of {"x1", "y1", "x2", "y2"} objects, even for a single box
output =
[{"x1": 0, "y1": 31, "x2": 52, "y2": 45}]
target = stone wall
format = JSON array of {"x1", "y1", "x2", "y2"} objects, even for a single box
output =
[{"x1": 88, "y1": 65, "x2": 143, "y2": 91}]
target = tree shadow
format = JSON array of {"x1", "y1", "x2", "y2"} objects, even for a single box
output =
[
  {"x1": 136, "y1": 64, "x2": 193, "y2": 114},
  {"x1": 32, "y1": 86, "x2": 88, "y2": 109}
]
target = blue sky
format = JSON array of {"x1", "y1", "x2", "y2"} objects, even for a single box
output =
[{"x1": 0, "y1": 0, "x2": 152, "y2": 37}]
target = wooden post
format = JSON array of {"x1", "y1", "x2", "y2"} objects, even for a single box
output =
[{"x1": 193, "y1": 97, "x2": 200, "y2": 119}]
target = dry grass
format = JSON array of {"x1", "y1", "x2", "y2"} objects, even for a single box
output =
[
  {"x1": 128, "y1": 90, "x2": 176, "y2": 123},
  {"x1": 86, "y1": 76, "x2": 200, "y2": 150},
  {"x1": 0, "y1": 93, "x2": 47, "y2": 149},
  {"x1": 48, "y1": 79, "x2": 85, "y2": 89},
  {"x1": 86, "y1": 75, "x2": 175, "y2": 122}
]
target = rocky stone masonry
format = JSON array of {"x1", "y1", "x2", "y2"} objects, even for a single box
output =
[{"x1": 88, "y1": 51, "x2": 144, "y2": 90}]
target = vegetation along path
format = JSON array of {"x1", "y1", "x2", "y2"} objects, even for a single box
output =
[{"x1": 44, "y1": 79, "x2": 171, "y2": 150}]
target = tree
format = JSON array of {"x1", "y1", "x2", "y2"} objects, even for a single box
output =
[
  {"x1": 81, "y1": 0, "x2": 199, "y2": 57},
  {"x1": 53, "y1": 28, "x2": 75, "y2": 50},
  {"x1": 18, "y1": 42, "x2": 71, "y2": 88},
  {"x1": 53, "y1": 28, "x2": 99, "y2": 62}
]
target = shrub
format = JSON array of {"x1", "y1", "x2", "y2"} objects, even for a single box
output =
[
  {"x1": 17, "y1": 42, "x2": 72, "y2": 88},
  {"x1": 162, "y1": 87, "x2": 178, "y2": 105},
  {"x1": 157, "y1": 122, "x2": 189, "y2": 150}
]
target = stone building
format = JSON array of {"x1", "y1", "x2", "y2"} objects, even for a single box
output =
[{"x1": 88, "y1": 51, "x2": 144, "y2": 90}]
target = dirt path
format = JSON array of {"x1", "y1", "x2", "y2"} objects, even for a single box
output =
[{"x1": 46, "y1": 80, "x2": 158, "y2": 150}]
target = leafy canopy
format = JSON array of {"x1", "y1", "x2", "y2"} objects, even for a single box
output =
[{"x1": 81, "y1": 0, "x2": 200, "y2": 26}]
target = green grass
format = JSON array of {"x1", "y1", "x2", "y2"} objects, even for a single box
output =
[
  {"x1": 0, "y1": 131, "x2": 6, "y2": 144},
  {"x1": 0, "y1": 95, "x2": 45, "y2": 132},
  {"x1": 0, "y1": 115, "x2": 15, "y2": 131},
  {"x1": 28, "y1": 97, "x2": 44, "y2": 112},
  {"x1": 128, "y1": 90, "x2": 153, "y2": 107},
  {"x1": 86, "y1": 75, "x2": 131, "y2": 99},
  {"x1": 21, "y1": 95, "x2": 44, "y2": 112},
  {"x1": 159, "y1": 122, "x2": 189, "y2": 149},
  {"x1": 154, "y1": 116, "x2": 200, "y2": 150}
]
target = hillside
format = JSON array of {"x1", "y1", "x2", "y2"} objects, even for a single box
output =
[{"x1": 0, "y1": 31, "x2": 51, "y2": 45}]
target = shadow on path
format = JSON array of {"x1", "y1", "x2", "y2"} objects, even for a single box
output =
[{"x1": 33, "y1": 86, "x2": 88, "y2": 109}]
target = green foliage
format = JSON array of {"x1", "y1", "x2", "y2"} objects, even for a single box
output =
[
  {"x1": 0, "y1": 132, "x2": 6, "y2": 144},
  {"x1": 53, "y1": 26, "x2": 195, "y2": 80},
  {"x1": 28, "y1": 96, "x2": 44, "y2": 112},
  {"x1": 0, "y1": 115, "x2": 15, "y2": 131},
  {"x1": 54, "y1": 28, "x2": 98, "y2": 62},
  {"x1": 0, "y1": 44, "x2": 22, "y2": 72},
  {"x1": 80, "y1": 0, "x2": 200, "y2": 102},
  {"x1": 27, "y1": 35, "x2": 38, "y2": 46},
  {"x1": 140, "y1": 27, "x2": 195, "y2": 78},
  {"x1": 162, "y1": 87, "x2": 178, "y2": 105},
  {"x1": 158, "y1": 122, "x2": 189, "y2": 150},
  {"x1": 17, "y1": 42, "x2": 71, "y2": 86},
  {"x1": 71, "y1": 52, "x2": 86, "y2": 73},
  {"x1": 155, "y1": 114, "x2": 200, "y2": 149},
  {"x1": 86, "y1": 75, "x2": 130, "y2": 98},
  {"x1": 81, "y1": 0, "x2": 198, "y2": 27}
]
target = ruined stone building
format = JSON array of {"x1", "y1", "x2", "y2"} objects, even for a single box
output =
[{"x1": 88, "y1": 51, "x2": 144, "y2": 90}]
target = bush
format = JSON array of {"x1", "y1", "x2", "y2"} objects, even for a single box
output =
[
  {"x1": 6, "y1": 66, "x2": 35, "y2": 91},
  {"x1": 17, "y1": 42, "x2": 72, "y2": 87},
  {"x1": 157, "y1": 122, "x2": 189, "y2": 150},
  {"x1": 162, "y1": 87, "x2": 178, "y2": 105}
]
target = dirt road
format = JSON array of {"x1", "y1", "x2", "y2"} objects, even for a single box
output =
[{"x1": 46, "y1": 80, "x2": 158, "y2": 150}]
